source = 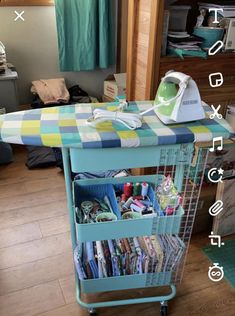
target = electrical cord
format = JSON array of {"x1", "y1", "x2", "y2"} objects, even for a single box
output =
[
  {"x1": 87, "y1": 108, "x2": 143, "y2": 130},
  {"x1": 86, "y1": 82, "x2": 187, "y2": 130}
]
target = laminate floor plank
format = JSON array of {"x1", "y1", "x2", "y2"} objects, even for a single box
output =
[
  {"x1": 0, "y1": 200, "x2": 68, "y2": 230},
  {"x1": 0, "y1": 187, "x2": 66, "y2": 213},
  {"x1": 0, "y1": 251, "x2": 73, "y2": 296},
  {"x1": 0, "y1": 232, "x2": 71, "y2": 269},
  {"x1": 35, "y1": 303, "x2": 84, "y2": 316},
  {"x1": 59, "y1": 274, "x2": 76, "y2": 305},
  {"x1": 0, "y1": 222, "x2": 42, "y2": 249},
  {"x1": 39, "y1": 215, "x2": 70, "y2": 237},
  {"x1": 0, "y1": 281, "x2": 65, "y2": 316}
]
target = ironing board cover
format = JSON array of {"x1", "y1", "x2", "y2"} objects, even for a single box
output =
[{"x1": 0, "y1": 101, "x2": 233, "y2": 148}]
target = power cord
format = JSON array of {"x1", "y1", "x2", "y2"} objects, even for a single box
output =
[{"x1": 86, "y1": 82, "x2": 187, "y2": 130}]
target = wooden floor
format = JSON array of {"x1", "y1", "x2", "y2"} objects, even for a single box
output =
[{"x1": 0, "y1": 146, "x2": 234, "y2": 316}]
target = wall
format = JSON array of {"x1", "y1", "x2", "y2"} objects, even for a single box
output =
[{"x1": 0, "y1": 6, "x2": 116, "y2": 105}]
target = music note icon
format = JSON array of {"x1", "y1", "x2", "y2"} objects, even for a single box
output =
[{"x1": 209, "y1": 136, "x2": 223, "y2": 152}]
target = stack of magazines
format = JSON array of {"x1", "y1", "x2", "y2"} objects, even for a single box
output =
[
  {"x1": 168, "y1": 32, "x2": 204, "y2": 52},
  {"x1": 74, "y1": 235, "x2": 185, "y2": 280}
]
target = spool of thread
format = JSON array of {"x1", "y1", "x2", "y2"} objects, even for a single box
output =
[
  {"x1": 178, "y1": 196, "x2": 183, "y2": 205},
  {"x1": 165, "y1": 206, "x2": 174, "y2": 216},
  {"x1": 123, "y1": 197, "x2": 134, "y2": 210},
  {"x1": 141, "y1": 200, "x2": 152, "y2": 207},
  {"x1": 133, "y1": 195, "x2": 143, "y2": 200},
  {"x1": 124, "y1": 183, "x2": 133, "y2": 197},
  {"x1": 141, "y1": 182, "x2": 149, "y2": 197},
  {"x1": 130, "y1": 203, "x2": 144, "y2": 213},
  {"x1": 142, "y1": 207, "x2": 154, "y2": 215},
  {"x1": 133, "y1": 183, "x2": 141, "y2": 196},
  {"x1": 134, "y1": 199, "x2": 146, "y2": 210},
  {"x1": 121, "y1": 194, "x2": 127, "y2": 202}
]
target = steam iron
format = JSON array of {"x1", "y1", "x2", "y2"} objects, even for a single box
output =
[{"x1": 154, "y1": 70, "x2": 205, "y2": 124}]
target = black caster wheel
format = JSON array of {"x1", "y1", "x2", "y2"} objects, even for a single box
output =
[
  {"x1": 160, "y1": 301, "x2": 168, "y2": 316},
  {"x1": 88, "y1": 308, "x2": 97, "y2": 316},
  {"x1": 160, "y1": 305, "x2": 168, "y2": 316}
]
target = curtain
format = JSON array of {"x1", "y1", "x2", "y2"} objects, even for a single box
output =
[{"x1": 54, "y1": 0, "x2": 115, "y2": 71}]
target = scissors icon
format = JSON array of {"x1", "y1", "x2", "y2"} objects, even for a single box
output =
[{"x1": 210, "y1": 105, "x2": 223, "y2": 120}]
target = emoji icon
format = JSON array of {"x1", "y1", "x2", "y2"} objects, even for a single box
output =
[{"x1": 208, "y1": 168, "x2": 224, "y2": 183}]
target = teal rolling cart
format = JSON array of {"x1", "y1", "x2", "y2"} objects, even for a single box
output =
[
  {"x1": 0, "y1": 101, "x2": 233, "y2": 315},
  {"x1": 62, "y1": 143, "x2": 208, "y2": 316}
]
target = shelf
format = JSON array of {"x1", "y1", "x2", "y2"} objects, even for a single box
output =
[
  {"x1": 160, "y1": 52, "x2": 235, "y2": 63},
  {"x1": 159, "y1": 52, "x2": 235, "y2": 81}
]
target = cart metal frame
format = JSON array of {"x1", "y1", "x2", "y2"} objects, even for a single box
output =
[{"x1": 61, "y1": 143, "x2": 208, "y2": 315}]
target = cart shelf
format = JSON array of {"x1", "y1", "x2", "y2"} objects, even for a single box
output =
[{"x1": 74, "y1": 175, "x2": 185, "y2": 242}]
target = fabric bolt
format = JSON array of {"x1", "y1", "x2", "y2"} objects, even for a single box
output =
[
  {"x1": 54, "y1": 0, "x2": 115, "y2": 71},
  {"x1": 0, "y1": 102, "x2": 233, "y2": 149},
  {"x1": 75, "y1": 235, "x2": 185, "y2": 280}
]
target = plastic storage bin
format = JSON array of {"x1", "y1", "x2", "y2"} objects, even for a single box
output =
[
  {"x1": 74, "y1": 176, "x2": 185, "y2": 242},
  {"x1": 169, "y1": 5, "x2": 191, "y2": 31}
]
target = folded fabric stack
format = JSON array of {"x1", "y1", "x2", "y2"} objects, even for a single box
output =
[
  {"x1": 0, "y1": 42, "x2": 7, "y2": 75},
  {"x1": 167, "y1": 31, "x2": 207, "y2": 58},
  {"x1": 74, "y1": 235, "x2": 185, "y2": 280}
]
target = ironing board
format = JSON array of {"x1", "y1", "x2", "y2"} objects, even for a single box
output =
[
  {"x1": 0, "y1": 101, "x2": 234, "y2": 316},
  {"x1": 0, "y1": 101, "x2": 233, "y2": 148}
]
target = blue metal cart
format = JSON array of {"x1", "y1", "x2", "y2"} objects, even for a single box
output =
[{"x1": 62, "y1": 143, "x2": 208, "y2": 316}]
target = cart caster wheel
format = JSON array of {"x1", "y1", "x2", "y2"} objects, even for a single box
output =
[
  {"x1": 88, "y1": 308, "x2": 97, "y2": 316},
  {"x1": 160, "y1": 301, "x2": 168, "y2": 316},
  {"x1": 160, "y1": 305, "x2": 168, "y2": 316}
]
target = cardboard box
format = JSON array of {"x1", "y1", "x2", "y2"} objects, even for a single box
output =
[
  {"x1": 104, "y1": 73, "x2": 126, "y2": 100},
  {"x1": 102, "y1": 94, "x2": 115, "y2": 103}
]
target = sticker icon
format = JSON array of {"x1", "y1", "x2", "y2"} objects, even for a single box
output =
[
  {"x1": 208, "y1": 167, "x2": 224, "y2": 183},
  {"x1": 209, "y1": 231, "x2": 225, "y2": 248},
  {"x1": 209, "y1": 200, "x2": 223, "y2": 216},
  {"x1": 208, "y1": 263, "x2": 224, "y2": 282},
  {"x1": 209, "y1": 73, "x2": 224, "y2": 88}
]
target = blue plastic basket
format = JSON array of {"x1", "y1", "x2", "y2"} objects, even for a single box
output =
[
  {"x1": 74, "y1": 183, "x2": 121, "y2": 219},
  {"x1": 74, "y1": 177, "x2": 185, "y2": 242}
]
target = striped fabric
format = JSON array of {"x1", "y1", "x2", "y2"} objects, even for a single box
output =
[{"x1": 0, "y1": 101, "x2": 234, "y2": 148}]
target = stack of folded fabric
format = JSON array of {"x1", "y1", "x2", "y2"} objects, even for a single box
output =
[
  {"x1": 0, "y1": 41, "x2": 7, "y2": 75},
  {"x1": 74, "y1": 235, "x2": 185, "y2": 280},
  {"x1": 167, "y1": 31, "x2": 207, "y2": 58}
]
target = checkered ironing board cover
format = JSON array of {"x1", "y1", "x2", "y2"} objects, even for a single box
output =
[{"x1": 0, "y1": 101, "x2": 234, "y2": 148}]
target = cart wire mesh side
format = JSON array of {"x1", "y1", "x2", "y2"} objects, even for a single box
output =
[{"x1": 154, "y1": 145, "x2": 209, "y2": 285}]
